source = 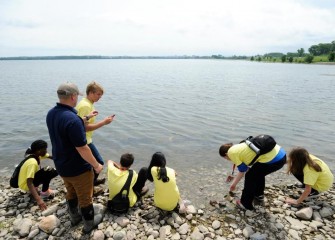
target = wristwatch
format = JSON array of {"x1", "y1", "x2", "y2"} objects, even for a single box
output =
[{"x1": 85, "y1": 115, "x2": 90, "y2": 121}]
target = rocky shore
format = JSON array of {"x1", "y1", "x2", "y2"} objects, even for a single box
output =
[{"x1": 0, "y1": 167, "x2": 334, "y2": 240}]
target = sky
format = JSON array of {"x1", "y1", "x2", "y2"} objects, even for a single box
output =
[{"x1": 0, "y1": 0, "x2": 335, "y2": 57}]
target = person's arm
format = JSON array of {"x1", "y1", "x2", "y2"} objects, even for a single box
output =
[
  {"x1": 229, "y1": 171, "x2": 245, "y2": 192},
  {"x1": 85, "y1": 115, "x2": 115, "y2": 131},
  {"x1": 286, "y1": 185, "x2": 312, "y2": 205},
  {"x1": 27, "y1": 178, "x2": 47, "y2": 210},
  {"x1": 76, "y1": 145, "x2": 103, "y2": 174}
]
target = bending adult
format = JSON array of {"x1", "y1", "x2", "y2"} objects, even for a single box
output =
[
  {"x1": 76, "y1": 81, "x2": 114, "y2": 186},
  {"x1": 219, "y1": 136, "x2": 286, "y2": 210},
  {"x1": 285, "y1": 147, "x2": 333, "y2": 205},
  {"x1": 46, "y1": 82, "x2": 103, "y2": 233}
]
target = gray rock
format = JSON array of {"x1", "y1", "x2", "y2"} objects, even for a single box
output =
[
  {"x1": 105, "y1": 225, "x2": 114, "y2": 238},
  {"x1": 13, "y1": 218, "x2": 32, "y2": 237},
  {"x1": 243, "y1": 226, "x2": 254, "y2": 238},
  {"x1": 27, "y1": 228, "x2": 39, "y2": 239},
  {"x1": 250, "y1": 232, "x2": 267, "y2": 240},
  {"x1": 113, "y1": 230, "x2": 126, "y2": 240},
  {"x1": 319, "y1": 207, "x2": 333, "y2": 218},
  {"x1": 41, "y1": 204, "x2": 59, "y2": 216},
  {"x1": 285, "y1": 216, "x2": 306, "y2": 230},
  {"x1": 296, "y1": 207, "x2": 313, "y2": 220}
]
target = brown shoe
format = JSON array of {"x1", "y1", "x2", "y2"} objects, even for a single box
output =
[{"x1": 94, "y1": 178, "x2": 106, "y2": 186}]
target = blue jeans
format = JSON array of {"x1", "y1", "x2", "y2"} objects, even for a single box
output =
[{"x1": 88, "y1": 143, "x2": 104, "y2": 165}]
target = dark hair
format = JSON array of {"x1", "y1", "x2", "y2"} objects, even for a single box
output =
[
  {"x1": 147, "y1": 152, "x2": 169, "y2": 183},
  {"x1": 120, "y1": 153, "x2": 134, "y2": 168},
  {"x1": 25, "y1": 140, "x2": 47, "y2": 157},
  {"x1": 287, "y1": 147, "x2": 322, "y2": 175},
  {"x1": 219, "y1": 143, "x2": 233, "y2": 157}
]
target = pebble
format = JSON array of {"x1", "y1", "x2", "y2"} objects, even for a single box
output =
[{"x1": 0, "y1": 170, "x2": 334, "y2": 240}]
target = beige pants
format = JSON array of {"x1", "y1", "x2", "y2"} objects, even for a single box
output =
[{"x1": 62, "y1": 169, "x2": 94, "y2": 208}]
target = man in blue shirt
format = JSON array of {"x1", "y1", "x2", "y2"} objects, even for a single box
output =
[{"x1": 46, "y1": 82, "x2": 103, "y2": 234}]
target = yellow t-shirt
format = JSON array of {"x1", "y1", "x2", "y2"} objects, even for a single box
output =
[
  {"x1": 107, "y1": 164, "x2": 138, "y2": 207},
  {"x1": 303, "y1": 155, "x2": 334, "y2": 192},
  {"x1": 151, "y1": 166, "x2": 180, "y2": 211},
  {"x1": 76, "y1": 97, "x2": 95, "y2": 144},
  {"x1": 18, "y1": 157, "x2": 39, "y2": 191},
  {"x1": 228, "y1": 143, "x2": 281, "y2": 166}
]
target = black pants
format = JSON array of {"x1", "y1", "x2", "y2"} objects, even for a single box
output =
[
  {"x1": 292, "y1": 173, "x2": 319, "y2": 194},
  {"x1": 133, "y1": 167, "x2": 148, "y2": 198},
  {"x1": 241, "y1": 156, "x2": 286, "y2": 210},
  {"x1": 33, "y1": 167, "x2": 58, "y2": 192}
]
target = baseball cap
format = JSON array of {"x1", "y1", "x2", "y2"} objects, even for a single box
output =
[{"x1": 57, "y1": 82, "x2": 83, "y2": 96}]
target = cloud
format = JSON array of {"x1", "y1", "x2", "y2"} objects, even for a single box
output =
[{"x1": 0, "y1": 0, "x2": 334, "y2": 56}]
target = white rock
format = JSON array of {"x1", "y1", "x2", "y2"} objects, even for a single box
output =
[
  {"x1": 212, "y1": 220, "x2": 221, "y2": 230},
  {"x1": 288, "y1": 229, "x2": 300, "y2": 240},
  {"x1": 115, "y1": 216, "x2": 130, "y2": 227},
  {"x1": 296, "y1": 207, "x2": 313, "y2": 220},
  {"x1": 179, "y1": 223, "x2": 190, "y2": 235},
  {"x1": 38, "y1": 215, "x2": 60, "y2": 234},
  {"x1": 92, "y1": 230, "x2": 105, "y2": 240}
]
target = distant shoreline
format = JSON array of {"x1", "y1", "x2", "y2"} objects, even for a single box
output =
[
  {"x1": 0, "y1": 56, "x2": 240, "y2": 60},
  {"x1": 1, "y1": 56, "x2": 334, "y2": 64}
]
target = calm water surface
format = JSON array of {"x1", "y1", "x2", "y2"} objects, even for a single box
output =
[{"x1": 0, "y1": 59, "x2": 334, "y2": 203}]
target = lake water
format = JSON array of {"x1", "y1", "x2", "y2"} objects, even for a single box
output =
[{"x1": 0, "y1": 59, "x2": 334, "y2": 204}]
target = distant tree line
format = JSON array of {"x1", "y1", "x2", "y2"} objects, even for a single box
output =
[{"x1": 250, "y1": 40, "x2": 335, "y2": 63}]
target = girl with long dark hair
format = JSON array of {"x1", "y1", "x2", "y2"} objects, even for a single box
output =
[
  {"x1": 147, "y1": 152, "x2": 183, "y2": 211},
  {"x1": 285, "y1": 147, "x2": 333, "y2": 205}
]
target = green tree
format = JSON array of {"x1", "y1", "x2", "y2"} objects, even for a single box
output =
[
  {"x1": 308, "y1": 45, "x2": 320, "y2": 55},
  {"x1": 288, "y1": 56, "x2": 293, "y2": 63},
  {"x1": 329, "y1": 52, "x2": 335, "y2": 62},
  {"x1": 281, "y1": 55, "x2": 286, "y2": 63},
  {"x1": 304, "y1": 54, "x2": 314, "y2": 63},
  {"x1": 250, "y1": 56, "x2": 254, "y2": 61},
  {"x1": 297, "y1": 48, "x2": 305, "y2": 57},
  {"x1": 257, "y1": 56, "x2": 262, "y2": 61},
  {"x1": 331, "y1": 41, "x2": 335, "y2": 51}
]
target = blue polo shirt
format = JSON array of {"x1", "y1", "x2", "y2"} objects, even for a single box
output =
[{"x1": 46, "y1": 103, "x2": 91, "y2": 177}]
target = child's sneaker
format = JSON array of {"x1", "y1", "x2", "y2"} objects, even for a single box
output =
[
  {"x1": 40, "y1": 189, "x2": 56, "y2": 200},
  {"x1": 254, "y1": 195, "x2": 265, "y2": 206},
  {"x1": 140, "y1": 186, "x2": 149, "y2": 196},
  {"x1": 306, "y1": 191, "x2": 320, "y2": 200},
  {"x1": 235, "y1": 199, "x2": 246, "y2": 210}
]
